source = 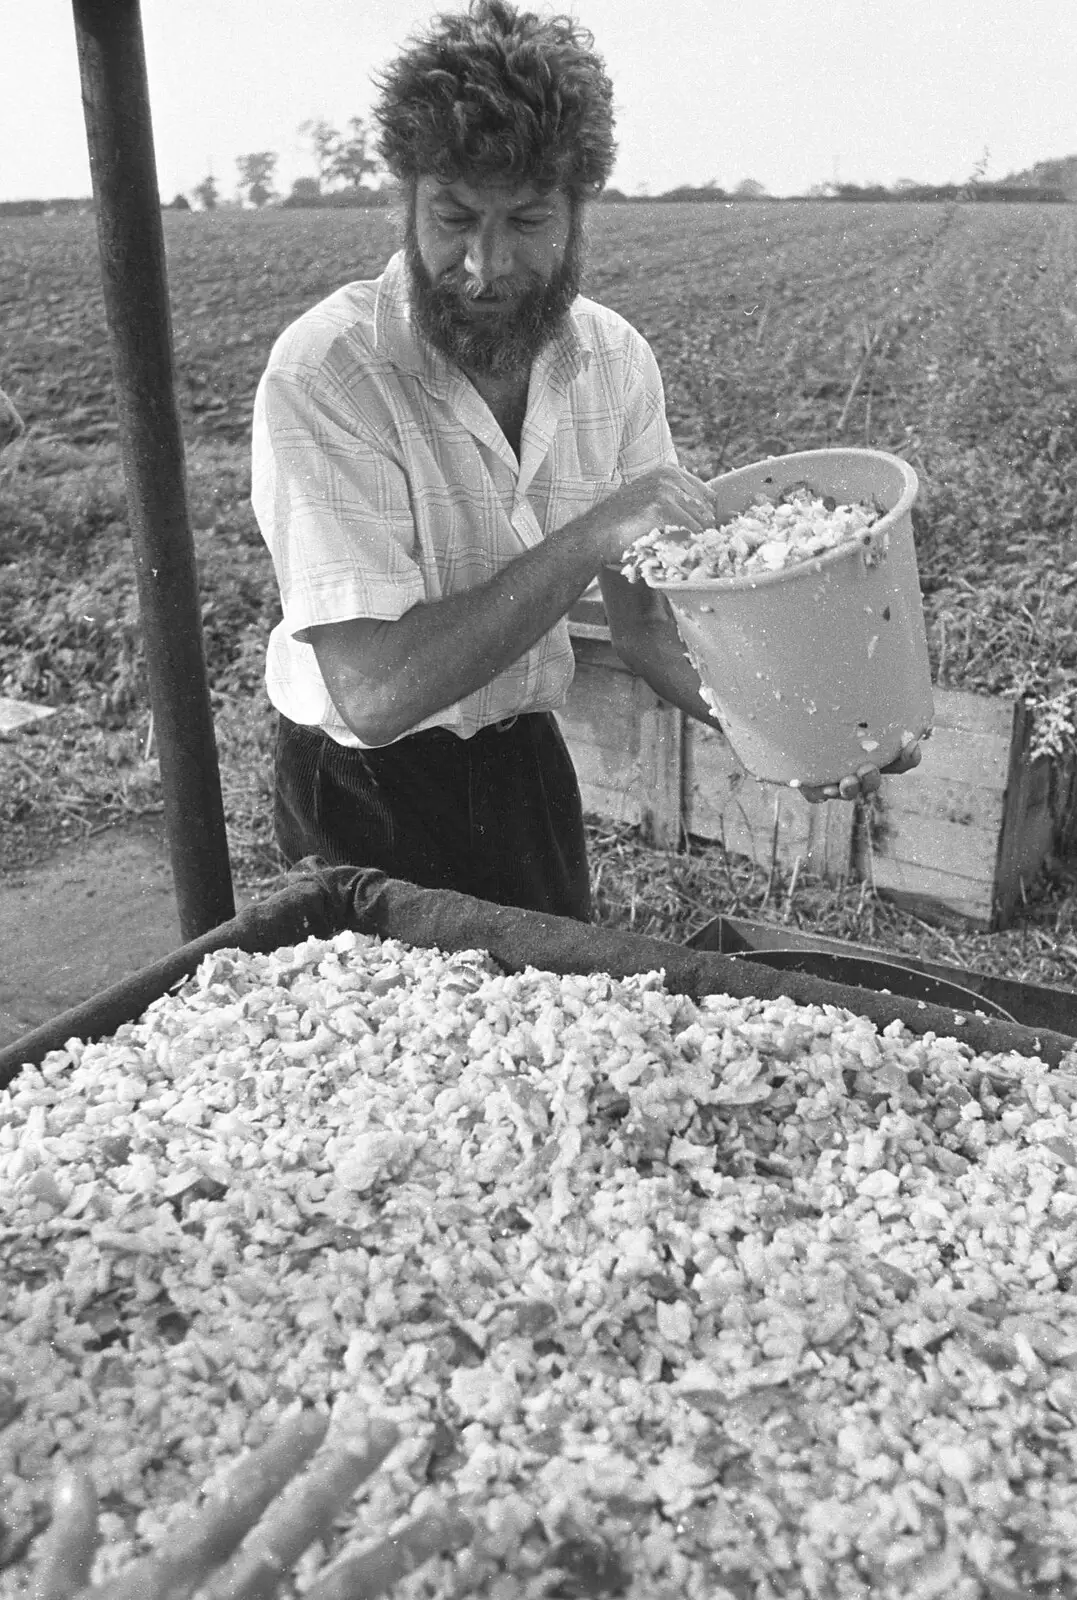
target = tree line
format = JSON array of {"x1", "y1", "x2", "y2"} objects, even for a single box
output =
[
  {"x1": 5, "y1": 123, "x2": 1073, "y2": 215},
  {"x1": 181, "y1": 116, "x2": 385, "y2": 211},
  {"x1": 173, "y1": 119, "x2": 776, "y2": 210},
  {"x1": 179, "y1": 134, "x2": 1074, "y2": 209}
]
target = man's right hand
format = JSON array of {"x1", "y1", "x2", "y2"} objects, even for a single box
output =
[
  {"x1": 309, "y1": 464, "x2": 718, "y2": 746},
  {"x1": 585, "y1": 465, "x2": 717, "y2": 565}
]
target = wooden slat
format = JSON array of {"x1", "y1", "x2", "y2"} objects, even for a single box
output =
[
  {"x1": 860, "y1": 856, "x2": 995, "y2": 927},
  {"x1": 856, "y1": 688, "x2": 1022, "y2": 930},
  {"x1": 567, "y1": 591, "x2": 608, "y2": 637},
  {"x1": 1027, "y1": 757, "x2": 1052, "y2": 811},
  {"x1": 879, "y1": 773, "x2": 1006, "y2": 832},
  {"x1": 568, "y1": 634, "x2": 631, "y2": 673},
  {"x1": 560, "y1": 663, "x2": 638, "y2": 753},
  {"x1": 900, "y1": 725, "x2": 1011, "y2": 791},
  {"x1": 995, "y1": 698, "x2": 1036, "y2": 927},
  {"x1": 930, "y1": 688, "x2": 1019, "y2": 737},
  {"x1": 560, "y1": 642, "x2": 681, "y2": 842},
  {"x1": 808, "y1": 800, "x2": 857, "y2": 883},
  {"x1": 684, "y1": 723, "x2": 854, "y2": 880},
  {"x1": 865, "y1": 811, "x2": 1001, "y2": 881},
  {"x1": 637, "y1": 695, "x2": 683, "y2": 849},
  {"x1": 1006, "y1": 805, "x2": 1060, "y2": 894},
  {"x1": 569, "y1": 739, "x2": 638, "y2": 795},
  {"x1": 566, "y1": 620, "x2": 613, "y2": 643}
]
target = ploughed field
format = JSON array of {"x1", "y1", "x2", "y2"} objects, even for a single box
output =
[{"x1": 1, "y1": 202, "x2": 1076, "y2": 970}]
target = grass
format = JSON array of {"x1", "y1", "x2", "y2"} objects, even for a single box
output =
[
  {"x1": 586, "y1": 818, "x2": 1077, "y2": 991},
  {"x1": 2, "y1": 201, "x2": 1077, "y2": 991}
]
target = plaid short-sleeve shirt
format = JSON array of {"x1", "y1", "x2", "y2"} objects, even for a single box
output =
[{"x1": 251, "y1": 251, "x2": 676, "y2": 746}]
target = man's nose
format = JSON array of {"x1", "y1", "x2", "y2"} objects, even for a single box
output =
[{"x1": 464, "y1": 222, "x2": 514, "y2": 286}]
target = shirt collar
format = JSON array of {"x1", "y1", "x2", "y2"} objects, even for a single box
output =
[{"x1": 373, "y1": 250, "x2": 592, "y2": 395}]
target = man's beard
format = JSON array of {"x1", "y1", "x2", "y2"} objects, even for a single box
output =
[{"x1": 404, "y1": 206, "x2": 584, "y2": 380}]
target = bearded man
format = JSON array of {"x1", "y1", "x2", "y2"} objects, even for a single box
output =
[{"x1": 252, "y1": 0, "x2": 914, "y2": 919}]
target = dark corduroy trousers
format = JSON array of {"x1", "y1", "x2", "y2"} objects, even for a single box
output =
[{"x1": 274, "y1": 711, "x2": 592, "y2": 921}]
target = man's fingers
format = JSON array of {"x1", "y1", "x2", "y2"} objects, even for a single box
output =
[
  {"x1": 801, "y1": 786, "x2": 839, "y2": 803},
  {"x1": 802, "y1": 756, "x2": 908, "y2": 803},
  {"x1": 304, "y1": 1505, "x2": 473, "y2": 1600},
  {"x1": 30, "y1": 1471, "x2": 98, "y2": 1600},
  {"x1": 651, "y1": 467, "x2": 716, "y2": 534},
  {"x1": 672, "y1": 473, "x2": 716, "y2": 529}
]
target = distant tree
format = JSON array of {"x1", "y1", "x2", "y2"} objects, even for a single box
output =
[
  {"x1": 298, "y1": 118, "x2": 339, "y2": 190},
  {"x1": 657, "y1": 183, "x2": 727, "y2": 203},
  {"x1": 734, "y1": 178, "x2": 767, "y2": 198},
  {"x1": 892, "y1": 177, "x2": 921, "y2": 192},
  {"x1": 999, "y1": 153, "x2": 1077, "y2": 200},
  {"x1": 833, "y1": 181, "x2": 889, "y2": 201},
  {"x1": 284, "y1": 176, "x2": 324, "y2": 208},
  {"x1": 192, "y1": 174, "x2": 219, "y2": 210},
  {"x1": 1029, "y1": 155, "x2": 1077, "y2": 198},
  {"x1": 326, "y1": 117, "x2": 380, "y2": 190},
  {"x1": 168, "y1": 193, "x2": 192, "y2": 211},
  {"x1": 321, "y1": 186, "x2": 390, "y2": 209},
  {"x1": 237, "y1": 151, "x2": 278, "y2": 207}
]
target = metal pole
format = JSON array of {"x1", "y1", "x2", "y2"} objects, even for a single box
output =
[{"x1": 71, "y1": 0, "x2": 236, "y2": 940}]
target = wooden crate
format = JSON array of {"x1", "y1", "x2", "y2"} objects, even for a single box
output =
[
  {"x1": 560, "y1": 618, "x2": 854, "y2": 874},
  {"x1": 561, "y1": 611, "x2": 1074, "y2": 929},
  {"x1": 684, "y1": 723, "x2": 854, "y2": 881},
  {"x1": 857, "y1": 689, "x2": 1075, "y2": 929},
  {"x1": 557, "y1": 629, "x2": 682, "y2": 848}
]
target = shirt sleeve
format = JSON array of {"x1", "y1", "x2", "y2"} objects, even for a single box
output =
[
  {"x1": 617, "y1": 332, "x2": 679, "y2": 481},
  {"x1": 251, "y1": 359, "x2": 426, "y2": 643}
]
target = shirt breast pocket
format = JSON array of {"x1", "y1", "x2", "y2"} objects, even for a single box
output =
[{"x1": 545, "y1": 469, "x2": 624, "y2": 534}]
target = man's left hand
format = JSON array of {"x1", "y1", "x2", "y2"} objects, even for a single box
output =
[{"x1": 798, "y1": 741, "x2": 923, "y2": 805}]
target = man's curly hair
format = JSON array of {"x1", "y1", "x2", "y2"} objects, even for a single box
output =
[{"x1": 372, "y1": 0, "x2": 616, "y2": 198}]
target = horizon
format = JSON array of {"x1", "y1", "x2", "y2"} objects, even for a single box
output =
[
  {"x1": 3, "y1": 164, "x2": 1073, "y2": 211},
  {"x1": 2, "y1": 1, "x2": 1075, "y2": 207}
]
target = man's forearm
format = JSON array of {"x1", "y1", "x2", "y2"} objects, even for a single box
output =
[
  {"x1": 311, "y1": 517, "x2": 604, "y2": 744},
  {"x1": 597, "y1": 567, "x2": 722, "y2": 730},
  {"x1": 611, "y1": 608, "x2": 723, "y2": 730},
  {"x1": 311, "y1": 465, "x2": 720, "y2": 746}
]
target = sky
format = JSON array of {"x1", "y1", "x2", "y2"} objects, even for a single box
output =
[{"x1": 1, "y1": 0, "x2": 1075, "y2": 203}]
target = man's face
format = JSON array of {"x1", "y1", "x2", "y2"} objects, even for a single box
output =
[{"x1": 405, "y1": 176, "x2": 583, "y2": 380}]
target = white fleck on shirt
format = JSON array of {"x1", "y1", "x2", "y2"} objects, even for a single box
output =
[{"x1": 251, "y1": 251, "x2": 676, "y2": 746}]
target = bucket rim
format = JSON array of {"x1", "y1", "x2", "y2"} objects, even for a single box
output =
[{"x1": 640, "y1": 446, "x2": 919, "y2": 596}]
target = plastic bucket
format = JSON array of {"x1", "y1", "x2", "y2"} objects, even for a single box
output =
[{"x1": 652, "y1": 448, "x2": 935, "y2": 786}]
